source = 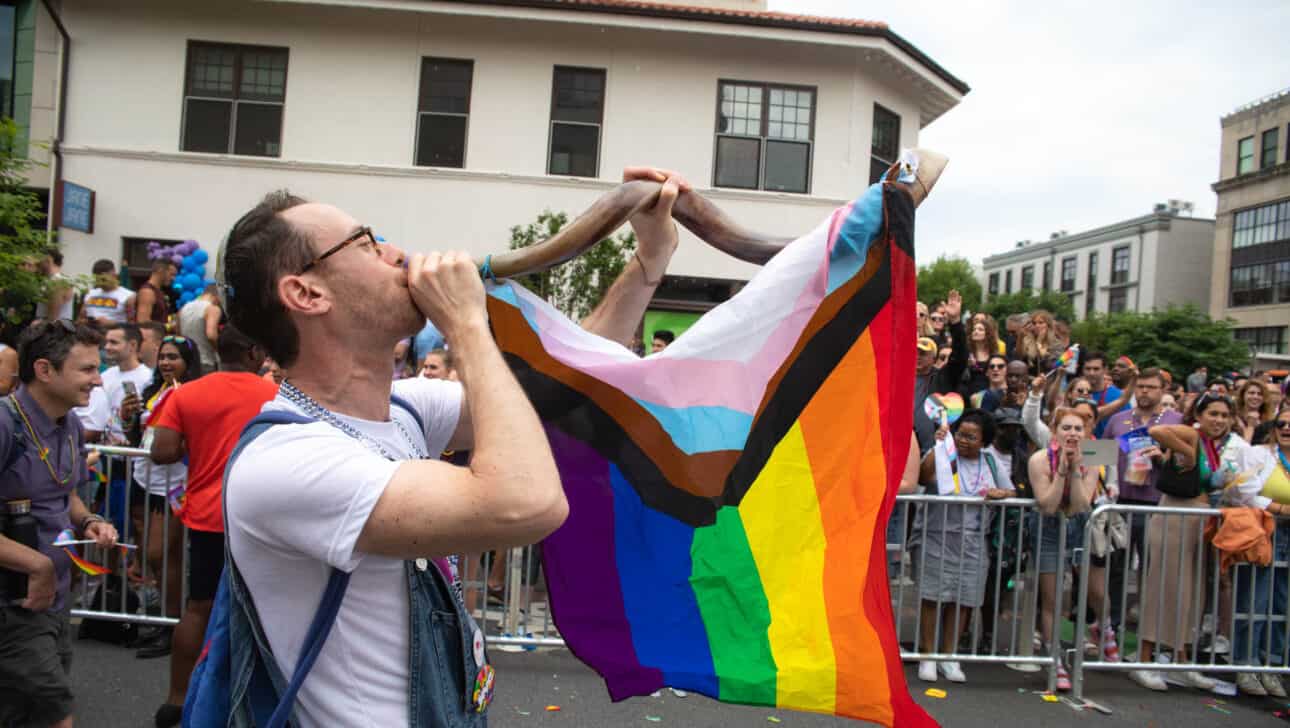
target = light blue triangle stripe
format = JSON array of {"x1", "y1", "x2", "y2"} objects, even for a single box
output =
[
  {"x1": 826, "y1": 183, "x2": 885, "y2": 295},
  {"x1": 634, "y1": 399, "x2": 753, "y2": 455}
]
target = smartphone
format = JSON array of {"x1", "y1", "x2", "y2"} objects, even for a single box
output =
[{"x1": 122, "y1": 381, "x2": 138, "y2": 399}]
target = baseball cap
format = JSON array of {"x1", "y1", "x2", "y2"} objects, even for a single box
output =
[
  {"x1": 917, "y1": 337, "x2": 937, "y2": 353},
  {"x1": 994, "y1": 407, "x2": 1023, "y2": 427}
]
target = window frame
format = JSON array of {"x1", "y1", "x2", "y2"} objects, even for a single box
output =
[
  {"x1": 414, "y1": 57, "x2": 474, "y2": 169},
  {"x1": 1004, "y1": 269, "x2": 1013, "y2": 295},
  {"x1": 547, "y1": 65, "x2": 607, "y2": 179},
  {"x1": 1085, "y1": 251, "x2": 1098, "y2": 317},
  {"x1": 1060, "y1": 256, "x2": 1077, "y2": 293},
  {"x1": 869, "y1": 103, "x2": 901, "y2": 185},
  {"x1": 1237, "y1": 135, "x2": 1255, "y2": 175},
  {"x1": 1232, "y1": 198, "x2": 1290, "y2": 250},
  {"x1": 180, "y1": 40, "x2": 290, "y2": 157},
  {"x1": 711, "y1": 79, "x2": 817, "y2": 194},
  {"x1": 1111, "y1": 245, "x2": 1131, "y2": 285},
  {"x1": 1234, "y1": 326, "x2": 1287, "y2": 355},
  {"x1": 988, "y1": 272, "x2": 999, "y2": 296},
  {"x1": 1020, "y1": 265, "x2": 1034, "y2": 291},
  {"x1": 1041, "y1": 260, "x2": 1052, "y2": 291},
  {"x1": 1107, "y1": 288, "x2": 1128, "y2": 314},
  {"x1": 1262, "y1": 128, "x2": 1280, "y2": 170}
]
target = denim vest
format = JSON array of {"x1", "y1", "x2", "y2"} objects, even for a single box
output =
[
  {"x1": 224, "y1": 413, "x2": 490, "y2": 727},
  {"x1": 226, "y1": 552, "x2": 489, "y2": 727}
]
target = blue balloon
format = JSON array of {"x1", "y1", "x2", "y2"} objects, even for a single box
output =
[
  {"x1": 173, "y1": 281, "x2": 185, "y2": 291},
  {"x1": 193, "y1": 250, "x2": 209, "y2": 264},
  {"x1": 184, "y1": 273, "x2": 202, "y2": 290}
]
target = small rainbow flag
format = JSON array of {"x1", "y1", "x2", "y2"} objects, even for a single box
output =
[
  {"x1": 64, "y1": 548, "x2": 112, "y2": 576},
  {"x1": 489, "y1": 180, "x2": 929, "y2": 724},
  {"x1": 1054, "y1": 344, "x2": 1080, "y2": 373}
]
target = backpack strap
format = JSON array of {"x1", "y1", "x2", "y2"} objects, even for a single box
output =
[
  {"x1": 225, "y1": 410, "x2": 351, "y2": 728},
  {"x1": 389, "y1": 393, "x2": 424, "y2": 435},
  {"x1": 983, "y1": 451, "x2": 1001, "y2": 486}
]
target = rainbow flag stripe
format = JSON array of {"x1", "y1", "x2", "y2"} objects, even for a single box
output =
[
  {"x1": 64, "y1": 547, "x2": 112, "y2": 576},
  {"x1": 487, "y1": 181, "x2": 929, "y2": 725}
]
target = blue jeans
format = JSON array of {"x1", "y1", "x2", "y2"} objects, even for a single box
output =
[{"x1": 1233, "y1": 521, "x2": 1290, "y2": 666}]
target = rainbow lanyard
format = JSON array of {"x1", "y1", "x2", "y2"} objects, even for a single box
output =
[{"x1": 1277, "y1": 449, "x2": 1290, "y2": 480}]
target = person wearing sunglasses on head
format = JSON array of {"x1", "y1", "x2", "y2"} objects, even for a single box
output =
[{"x1": 0, "y1": 320, "x2": 118, "y2": 728}]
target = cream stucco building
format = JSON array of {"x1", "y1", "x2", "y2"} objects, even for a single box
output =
[
  {"x1": 1209, "y1": 87, "x2": 1290, "y2": 369},
  {"x1": 32, "y1": 0, "x2": 965, "y2": 317}
]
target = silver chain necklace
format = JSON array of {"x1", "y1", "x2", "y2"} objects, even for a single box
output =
[{"x1": 279, "y1": 380, "x2": 427, "y2": 460}]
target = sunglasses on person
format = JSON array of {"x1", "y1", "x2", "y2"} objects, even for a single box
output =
[
  {"x1": 1071, "y1": 387, "x2": 1091, "y2": 396},
  {"x1": 930, "y1": 315, "x2": 946, "y2": 323},
  {"x1": 161, "y1": 335, "x2": 193, "y2": 350},
  {"x1": 988, "y1": 363, "x2": 1007, "y2": 371},
  {"x1": 299, "y1": 226, "x2": 380, "y2": 274},
  {"x1": 1276, "y1": 419, "x2": 1290, "y2": 430}
]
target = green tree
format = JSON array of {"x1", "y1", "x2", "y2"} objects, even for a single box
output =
[
  {"x1": 984, "y1": 289, "x2": 1077, "y2": 323},
  {"x1": 0, "y1": 118, "x2": 56, "y2": 327},
  {"x1": 508, "y1": 210, "x2": 636, "y2": 321},
  {"x1": 1070, "y1": 305, "x2": 1249, "y2": 376},
  {"x1": 917, "y1": 255, "x2": 983, "y2": 309}
]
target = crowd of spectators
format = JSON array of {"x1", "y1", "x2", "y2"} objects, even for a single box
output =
[{"x1": 905, "y1": 290, "x2": 1290, "y2": 696}]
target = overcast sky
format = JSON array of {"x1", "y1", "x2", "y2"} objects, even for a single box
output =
[{"x1": 769, "y1": 0, "x2": 1289, "y2": 266}]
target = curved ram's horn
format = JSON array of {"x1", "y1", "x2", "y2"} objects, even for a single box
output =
[{"x1": 482, "y1": 148, "x2": 947, "y2": 279}]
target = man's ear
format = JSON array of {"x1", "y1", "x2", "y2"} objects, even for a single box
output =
[
  {"x1": 32, "y1": 358, "x2": 55, "y2": 384},
  {"x1": 278, "y1": 274, "x2": 331, "y2": 317}
]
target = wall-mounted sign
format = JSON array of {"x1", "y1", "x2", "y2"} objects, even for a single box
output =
[{"x1": 59, "y1": 180, "x2": 95, "y2": 233}]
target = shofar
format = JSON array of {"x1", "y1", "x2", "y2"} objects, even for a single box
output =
[{"x1": 482, "y1": 148, "x2": 947, "y2": 278}]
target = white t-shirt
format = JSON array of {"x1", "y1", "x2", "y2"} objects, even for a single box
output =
[
  {"x1": 82, "y1": 286, "x2": 133, "y2": 324},
  {"x1": 74, "y1": 364, "x2": 153, "y2": 443},
  {"x1": 34, "y1": 273, "x2": 76, "y2": 321},
  {"x1": 226, "y1": 377, "x2": 463, "y2": 728}
]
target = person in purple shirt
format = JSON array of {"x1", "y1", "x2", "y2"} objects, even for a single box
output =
[
  {"x1": 1100, "y1": 367, "x2": 1179, "y2": 635},
  {"x1": 0, "y1": 320, "x2": 119, "y2": 728}
]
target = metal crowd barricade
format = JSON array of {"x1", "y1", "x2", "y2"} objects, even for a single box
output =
[
  {"x1": 1072, "y1": 503, "x2": 1290, "y2": 704},
  {"x1": 72, "y1": 444, "x2": 188, "y2": 628},
  {"x1": 890, "y1": 494, "x2": 1065, "y2": 692},
  {"x1": 462, "y1": 546, "x2": 564, "y2": 649}
]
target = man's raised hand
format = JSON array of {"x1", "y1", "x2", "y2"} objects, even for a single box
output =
[{"x1": 407, "y1": 251, "x2": 487, "y2": 340}]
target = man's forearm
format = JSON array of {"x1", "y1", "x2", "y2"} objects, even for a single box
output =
[
  {"x1": 451, "y1": 323, "x2": 561, "y2": 507},
  {"x1": 580, "y1": 254, "x2": 664, "y2": 346},
  {"x1": 69, "y1": 493, "x2": 93, "y2": 533},
  {"x1": 0, "y1": 534, "x2": 48, "y2": 575}
]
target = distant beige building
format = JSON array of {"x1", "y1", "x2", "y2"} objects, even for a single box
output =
[{"x1": 1210, "y1": 87, "x2": 1290, "y2": 370}]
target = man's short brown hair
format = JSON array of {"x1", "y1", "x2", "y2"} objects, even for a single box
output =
[
  {"x1": 1137, "y1": 367, "x2": 1165, "y2": 387},
  {"x1": 220, "y1": 190, "x2": 313, "y2": 367}
]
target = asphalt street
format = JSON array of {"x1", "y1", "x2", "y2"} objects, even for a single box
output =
[{"x1": 70, "y1": 638, "x2": 1288, "y2": 727}]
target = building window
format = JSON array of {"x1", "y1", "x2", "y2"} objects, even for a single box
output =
[
  {"x1": 1085, "y1": 251, "x2": 1098, "y2": 317},
  {"x1": 1111, "y1": 245, "x2": 1130, "y2": 285},
  {"x1": 548, "y1": 66, "x2": 605, "y2": 178},
  {"x1": 713, "y1": 81, "x2": 815, "y2": 193},
  {"x1": 1041, "y1": 261, "x2": 1052, "y2": 291},
  {"x1": 1230, "y1": 260, "x2": 1290, "y2": 307},
  {"x1": 1237, "y1": 136, "x2": 1255, "y2": 175},
  {"x1": 1020, "y1": 265, "x2": 1034, "y2": 291},
  {"x1": 1263, "y1": 128, "x2": 1280, "y2": 170},
  {"x1": 1060, "y1": 257, "x2": 1076, "y2": 292},
  {"x1": 1004, "y1": 269, "x2": 1013, "y2": 294},
  {"x1": 123, "y1": 237, "x2": 185, "y2": 289},
  {"x1": 869, "y1": 104, "x2": 900, "y2": 185},
  {"x1": 1232, "y1": 199, "x2": 1290, "y2": 249},
  {"x1": 415, "y1": 58, "x2": 472, "y2": 168},
  {"x1": 1235, "y1": 326, "x2": 1287, "y2": 355},
  {"x1": 182, "y1": 42, "x2": 288, "y2": 157},
  {"x1": 988, "y1": 272, "x2": 999, "y2": 296},
  {"x1": 0, "y1": 3, "x2": 14, "y2": 120},
  {"x1": 1108, "y1": 288, "x2": 1128, "y2": 314}
]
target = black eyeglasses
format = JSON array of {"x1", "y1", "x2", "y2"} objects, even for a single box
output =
[
  {"x1": 988, "y1": 363, "x2": 1007, "y2": 370},
  {"x1": 300, "y1": 226, "x2": 378, "y2": 274},
  {"x1": 1275, "y1": 420, "x2": 1290, "y2": 430}
]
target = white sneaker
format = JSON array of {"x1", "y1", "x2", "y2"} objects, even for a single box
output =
[
  {"x1": 1211, "y1": 635, "x2": 1230, "y2": 655},
  {"x1": 1129, "y1": 670, "x2": 1168, "y2": 691},
  {"x1": 1261, "y1": 672, "x2": 1287, "y2": 698},
  {"x1": 1175, "y1": 671, "x2": 1217, "y2": 691},
  {"x1": 918, "y1": 660, "x2": 937, "y2": 682},
  {"x1": 1236, "y1": 672, "x2": 1267, "y2": 696},
  {"x1": 939, "y1": 661, "x2": 966, "y2": 683}
]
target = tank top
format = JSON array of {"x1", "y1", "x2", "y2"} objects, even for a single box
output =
[
  {"x1": 179, "y1": 298, "x2": 218, "y2": 372},
  {"x1": 138, "y1": 281, "x2": 170, "y2": 324}
]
